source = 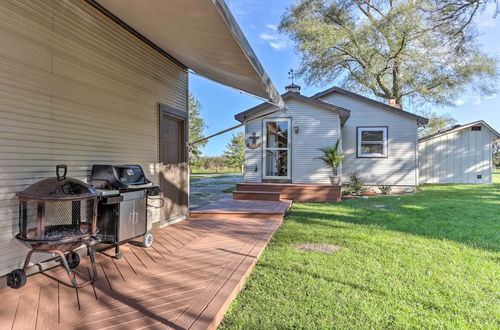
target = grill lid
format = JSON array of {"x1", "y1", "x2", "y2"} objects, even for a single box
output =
[{"x1": 17, "y1": 165, "x2": 98, "y2": 200}]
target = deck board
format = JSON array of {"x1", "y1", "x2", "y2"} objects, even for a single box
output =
[{"x1": 0, "y1": 198, "x2": 291, "y2": 330}]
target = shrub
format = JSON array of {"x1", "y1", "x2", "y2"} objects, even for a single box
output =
[
  {"x1": 343, "y1": 172, "x2": 367, "y2": 196},
  {"x1": 318, "y1": 140, "x2": 344, "y2": 176},
  {"x1": 378, "y1": 185, "x2": 392, "y2": 194}
]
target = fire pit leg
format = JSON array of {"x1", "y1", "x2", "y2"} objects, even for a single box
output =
[
  {"x1": 86, "y1": 241, "x2": 98, "y2": 280},
  {"x1": 52, "y1": 249, "x2": 79, "y2": 287},
  {"x1": 22, "y1": 250, "x2": 36, "y2": 271}
]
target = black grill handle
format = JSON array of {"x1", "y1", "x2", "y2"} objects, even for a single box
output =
[{"x1": 56, "y1": 164, "x2": 67, "y2": 180}]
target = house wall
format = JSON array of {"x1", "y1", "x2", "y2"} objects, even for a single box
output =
[
  {"x1": 0, "y1": 0, "x2": 188, "y2": 276},
  {"x1": 318, "y1": 93, "x2": 419, "y2": 190},
  {"x1": 418, "y1": 125, "x2": 496, "y2": 184},
  {"x1": 244, "y1": 98, "x2": 342, "y2": 184}
]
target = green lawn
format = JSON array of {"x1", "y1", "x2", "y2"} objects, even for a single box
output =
[
  {"x1": 221, "y1": 173, "x2": 500, "y2": 329},
  {"x1": 190, "y1": 169, "x2": 241, "y2": 175}
]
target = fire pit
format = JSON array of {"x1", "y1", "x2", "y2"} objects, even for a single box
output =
[{"x1": 7, "y1": 165, "x2": 98, "y2": 289}]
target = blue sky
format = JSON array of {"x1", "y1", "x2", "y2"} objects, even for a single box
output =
[{"x1": 190, "y1": 0, "x2": 500, "y2": 156}]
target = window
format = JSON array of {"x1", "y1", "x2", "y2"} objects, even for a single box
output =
[
  {"x1": 357, "y1": 127, "x2": 388, "y2": 158},
  {"x1": 471, "y1": 126, "x2": 481, "y2": 131}
]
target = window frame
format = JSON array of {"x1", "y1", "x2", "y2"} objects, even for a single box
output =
[{"x1": 356, "y1": 126, "x2": 388, "y2": 158}]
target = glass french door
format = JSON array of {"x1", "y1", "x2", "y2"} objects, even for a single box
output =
[{"x1": 263, "y1": 118, "x2": 291, "y2": 179}]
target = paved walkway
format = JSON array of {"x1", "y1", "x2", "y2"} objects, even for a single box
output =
[{"x1": 0, "y1": 199, "x2": 290, "y2": 330}]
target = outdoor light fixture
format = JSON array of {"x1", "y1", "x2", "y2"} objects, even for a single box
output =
[{"x1": 293, "y1": 123, "x2": 299, "y2": 134}]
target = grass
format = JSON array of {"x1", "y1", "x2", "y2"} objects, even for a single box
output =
[
  {"x1": 221, "y1": 173, "x2": 500, "y2": 329},
  {"x1": 222, "y1": 186, "x2": 236, "y2": 193},
  {"x1": 190, "y1": 169, "x2": 241, "y2": 175},
  {"x1": 190, "y1": 175, "x2": 233, "y2": 182}
]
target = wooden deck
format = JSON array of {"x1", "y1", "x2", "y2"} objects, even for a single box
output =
[{"x1": 0, "y1": 199, "x2": 291, "y2": 330}]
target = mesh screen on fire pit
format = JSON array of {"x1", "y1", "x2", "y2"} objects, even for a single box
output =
[{"x1": 19, "y1": 199, "x2": 94, "y2": 240}]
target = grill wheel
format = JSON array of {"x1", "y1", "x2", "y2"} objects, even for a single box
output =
[
  {"x1": 67, "y1": 252, "x2": 80, "y2": 269},
  {"x1": 142, "y1": 232, "x2": 154, "y2": 248},
  {"x1": 7, "y1": 269, "x2": 27, "y2": 289}
]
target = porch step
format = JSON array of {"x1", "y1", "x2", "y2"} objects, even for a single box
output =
[
  {"x1": 232, "y1": 190, "x2": 281, "y2": 201},
  {"x1": 236, "y1": 183, "x2": 342, "y2": 202},
  {"x1": 190, "y1": 198, "x2": 292, "y2": 220}
]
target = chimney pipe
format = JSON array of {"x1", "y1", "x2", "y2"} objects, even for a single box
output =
[{"x1": 388, "y1": 99, "x2": 400, "y2": 108}]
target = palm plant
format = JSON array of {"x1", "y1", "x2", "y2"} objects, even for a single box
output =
[{"x1": 318, "y1": 140, "x2": 344, "y2": 176}]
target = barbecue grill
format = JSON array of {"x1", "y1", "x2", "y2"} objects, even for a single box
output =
[
  {"x1": 90, "y1": 165, "x2": 162, "y2": 259},
  {"x1": 7, "y1": 165, "x2": 98, "y2": 289}
]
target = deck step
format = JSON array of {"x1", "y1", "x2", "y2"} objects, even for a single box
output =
[
  {"x1": 190, "y1": 198, "x2": 292, "y2": 220},
  {"x1": 232, "y1": 190, "x2": 281, "y2": 201},
  {"x1": 236, "y1": 183, "x2": 342, "y2": 202}
]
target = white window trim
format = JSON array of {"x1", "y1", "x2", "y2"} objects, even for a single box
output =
[
  {"x1": 357, "y1": 127, "x2": 388, "y2": 158},
  {"x1": 262, "y1": 118, "x2": 291, "y2": 179}
]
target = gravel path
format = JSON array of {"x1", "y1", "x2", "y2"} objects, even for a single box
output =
[{"x1": 189, "y1": 174, "x2": 243, "y2": 209}]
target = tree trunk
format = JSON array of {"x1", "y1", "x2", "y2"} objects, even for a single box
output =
[{"x1": 392, "y1": 58, "x2": 403, "y2": 108}]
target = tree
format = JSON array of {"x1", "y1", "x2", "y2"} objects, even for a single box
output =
[
  {"x1": 188, "y1": 94, "x2": 207, "y2": 167},
  {"x1": 279, "y1": 0, "x2": 497, "y2": 109},
  {"x1": 494, "y1": 141, "x2": 500, "y2": 168},
  {"x1": 223, "y1": 132, "x2": 245, "y2": 172},
  {"x1": 418, "y1": 111, "x2": 457, "y2": 137}
]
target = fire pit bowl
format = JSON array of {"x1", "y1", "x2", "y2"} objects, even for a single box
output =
[{"x1": 8, "y1": 165, "x2": 99, "y2": 289}]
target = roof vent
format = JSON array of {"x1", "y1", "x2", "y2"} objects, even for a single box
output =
[{"x1": 285, "y1": 83, "x2": 301, "y2": 94}]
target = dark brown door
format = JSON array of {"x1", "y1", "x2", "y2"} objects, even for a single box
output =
[{"x1": 159, "y1": 110, "x2": 188, "y2": 221}]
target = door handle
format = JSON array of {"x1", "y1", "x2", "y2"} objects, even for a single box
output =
[{"x1": 129, "y1": 211, "x2": 139, "y2": 224}]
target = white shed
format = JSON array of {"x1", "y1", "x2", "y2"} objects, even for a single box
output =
[{"x1": 418, "y1": 121, "x2": 500, "y2": 184}]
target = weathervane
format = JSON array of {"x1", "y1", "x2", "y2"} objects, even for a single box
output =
[{"x1": 288, "y1": 69, "x2": 295, "y2": 84}]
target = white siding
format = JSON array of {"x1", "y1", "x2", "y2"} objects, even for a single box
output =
[
  {"x1": 0, "y1": 0, "x2": 188, "y2": 276},
  {"x1": 244, "y1": 98, "x2": 342, "y2": 184},
  {"x1": 419, "y1": 125, "x2": 495, "y2": 184},
  {"x1": 319, "y1": 93, "x2": 418, "y2": 188}
]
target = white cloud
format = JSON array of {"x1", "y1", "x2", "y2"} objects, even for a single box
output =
[
  {"x1": 454, "y1": 99, "x2": 464, "y2": 106},
  {"x1": 475, "y1": 4, "x2": 498, "y2": 30},
  {"x1": 474, "y1": 93, "x2": 497, "y2": 105},
  {"x1": 259, "y1": 33, "x2": 279, "y2": 40},
  {"x1": 259, "y1": 23, "x2": 288, "y2": 50},
  {"x1": 269, "y1": 41, "x2": 287, "y2": 50}
]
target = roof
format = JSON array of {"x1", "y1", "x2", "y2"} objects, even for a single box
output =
[
  {"x1": 234, "y1": 91, "x2": 351, "y2": 125},
  {"x1": 90, "y1": 0, "x2": 284, "y2": 108},
  {"x1": 419, "y1": 120, "x2": 500, "y2": 142},
  {"x1": 312, "y1": 86, "x2": 428, "y2": 125}
]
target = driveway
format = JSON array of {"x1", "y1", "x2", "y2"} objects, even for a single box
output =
[{"x1": 189, "y1": 174, "x2": 243, "y2": 209}]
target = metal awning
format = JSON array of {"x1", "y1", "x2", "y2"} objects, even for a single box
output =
[{"x1": 92, "y1": 0, "x2": 285, "y2": 108}]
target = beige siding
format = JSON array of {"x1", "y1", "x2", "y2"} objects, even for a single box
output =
[
  {"x1": 419, "y1": 125, "x2": 495, "y2": 184},
  {"x1": 244, "y1": 98, "x2": 341, "y2": 184},
  {"x1": 319, "y1": 93, "x2": 419, "y2": 188},
  {"x1": 0, "y1": 0, "x2": 188, "y2": 276}
]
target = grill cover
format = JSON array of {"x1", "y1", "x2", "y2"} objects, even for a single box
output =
[{"x1": 90, "y1": 165, "x2": 153, "y2": 190}]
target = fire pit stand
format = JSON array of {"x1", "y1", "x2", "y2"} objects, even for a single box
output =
[{"x1": 8, "y1": 165, "x2": 99, "y2": 289}]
